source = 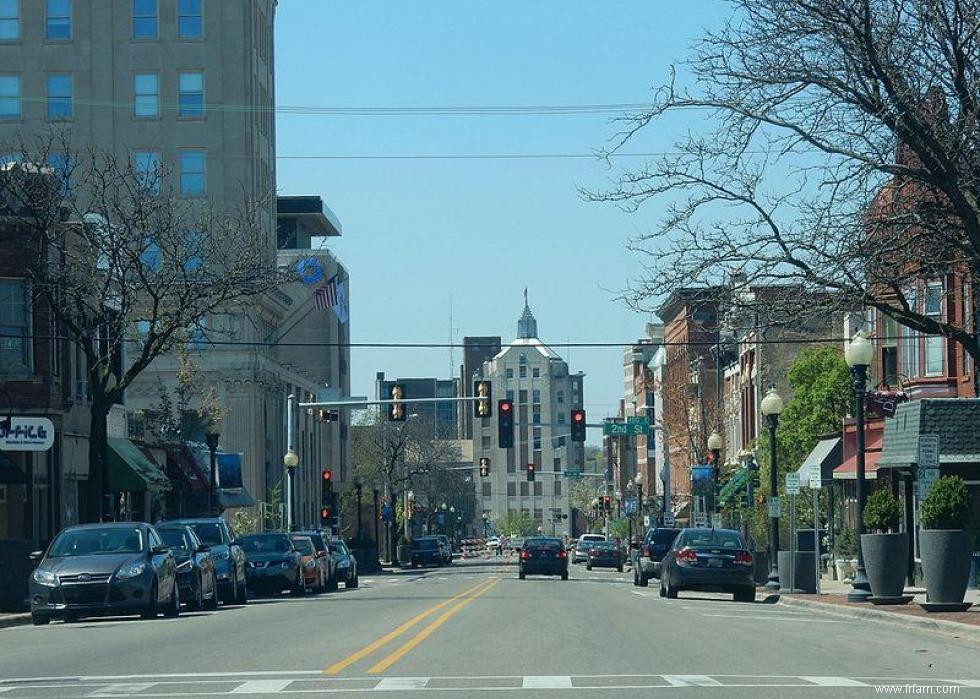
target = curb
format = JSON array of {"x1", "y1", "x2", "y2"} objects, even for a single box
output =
[
  {"x1": 780, "y1": 596, "x2": 980, "y2": 643},
  {"x1": 0, "y1": 614, "x2": 31, "y2": 629}
]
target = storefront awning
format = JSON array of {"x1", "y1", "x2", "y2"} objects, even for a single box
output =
[
  {"x1": 833, "y1": 433, "x2": 883, "y2": 480},
  {"x1": 107, "y1": 438, "x2": 171, "y2": 492},
  {"x1": 0, "y1": 452, "x2": 25, "y2": 484},
  {"x1": 164, "y1": 444, "x2": 210, "y2": 493},
  {"x1": 800, "y1": 437, "x2": 842, "y2": 484},
  {"x1": 218, "y1": 488, "x2": 256, "y2": 509}
]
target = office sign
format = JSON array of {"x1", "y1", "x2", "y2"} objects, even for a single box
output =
[
  {"x1": 917, "y1": 435, "x2": 940, "y2": 469},
  {"x1": 0, "y1": 417, "x2": 55, "y2": 451},
  {"x1": 785, "y1": 473, "x2": 800, "y2": 495},
  {"x1": 768, "y1": 497, "x2": 781, "y2": 517}
]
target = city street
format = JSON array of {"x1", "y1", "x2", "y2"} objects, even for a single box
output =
[{"x1": 1, "y1": 559, "x2": 978, "y2": 698}]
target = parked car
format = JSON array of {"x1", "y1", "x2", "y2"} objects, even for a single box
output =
[
  {"x1": 410, "y1": 537, "x2": 443, "y2": 568},
  {"x1": 632, "y1": 527, "x2": 681, "y2": 587},
  {"x1": 518, "y1": 537, "x2": 568, "y2": 580},
  {"x1": 659, "y1": 528, "x2": 756, "y2": 602},
  {"x1": 29, "y1": 522, "x2": 180, "y2": 625},
  {"x1": 435, "y1": 535, "x2": 453, "y2": 565},
  {"x1": 162, "y1": 518, "x2": 247, "y2": 605},
  {"x1": 240, "y1": 533, "x2": 305, "y2": 597},
  {"x1": 291, "y1": 535, "x2": 327, "y2": 593},
  {"x1": 572, "y1": 534, "x2": 606, "y2": 564},
  {"x1": 586, "y1": 541, "x2": 625, "y2": 572},
  {"x1": 295, "y1": 530, "x2": 338, "y2": 590},
  {"x1": 328, "y1": 539, "x2": 359, "y2": 588},
  {"x1": 157, "y1": 524, "x2": 218, "y2": 611}
]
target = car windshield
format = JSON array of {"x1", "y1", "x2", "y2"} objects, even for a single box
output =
[
  {"x1": 240, "y1": 536, "x2": 292, "y2": 553},
  {"x1": 291, "y1": 538, "x2": 315, "y2": 556},
  {"x1": 577, "y1": 541, "x2": 596, "y2": 549},
  {"x1": 414, "y1": 539, "x2": 438, "y2": 550},
  {"x1": 158, "y1": 529, "x2": 194, "y2": 551},
  {"x1": 188, "y1": 523, "x2": 224, "y2": 547},
  {"x1": 329, "y1": 542, "x2": 349, "y2": 556},
  {"x1": 594, "y1": 542, "x2": 618, "y2": 551},
  {"x1": 48, "y1": 528, "x2": 144, "y2": 557},
  {"x1": 652, "y1": 529, "x2": 680, "y2": 544},
  {"x1": 681, "y1": 530, "x2": 746, "y2": 549}
]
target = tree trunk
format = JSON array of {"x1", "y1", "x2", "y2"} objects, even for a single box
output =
[{"x1": 87, "y1": 400, "x2": 111, "y2": 522}]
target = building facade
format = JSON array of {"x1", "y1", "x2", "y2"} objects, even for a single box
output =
[{"x1": 473, "y1": 300, "x2": 584, "y2": 535}]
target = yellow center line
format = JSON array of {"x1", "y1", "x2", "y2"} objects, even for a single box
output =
[
  {"x1": 322, "y1": 578, "x2": 496, "y2": 675},
  {"x1": 367, "y1": 578, "x2": 501, "y2": 675}
]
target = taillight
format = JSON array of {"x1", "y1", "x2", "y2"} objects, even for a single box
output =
[
  {"x1": 676, "y1": 549, "x2": 698, "y2": 566},
  {"x1": 520, "y1": 550, "x2": 530, "y2": 560},
  {"x1": 557, "y1": 550, "x2": 567, "y2": 559},
  {"x1": 641, "y1": 545, "x2": 650, "y2": 557},
  {"x1": 734, "y1": 551, "x2": 753, "y2": 566}
]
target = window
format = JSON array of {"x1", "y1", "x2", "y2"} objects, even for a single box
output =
[
  {"x1": 46, "y1": 74, "x2": 72, "y2": 119},
  {"x1": 140, "y1": 234, "x2": 162, "y2": 271},
  {"x1": 518, "y1": 389, "x2": 528, "y2": 404},
  {"x1": 132, "y1": 150, "x2": 161, "y2": 193},
  {"x1": 177, "y1": 0, "x2": 202, "y2": 38},
  {"x1": 532, "y1": 411, "x2": 540, "y2": 425},
  {"x1": 532, "y1": 389, "x2": 540, "y2": 404},
  {"x1": 507, "y1": 482, "x2": 516, "y2": 497},
  {"x1": 557, "y1": 412, "x2": 566, "y2": 424},
  {"x1": 553, "y1": 456, "x2": 561, "y2": 471},
  {"x1": 554, "y1": 479, "x2": 561, "y2": 496},
  {"x1": 0, "y1": 0, "x2": 17, "y2": 39},
  {"x1": 481, "y1": 482, "x2": 491, "y2": 497},
  {"x1": 47, "y1": 153, "x2": 72, "y2": 196},
  {"x1": 519, "y1": 365, "x2": 527, "y2": 378},
  {"x1": 520, "y1": 482, "x2": 529, "y2": 496},
  {"x1": 178, "y1": 71, "x2": 204, "y2": 117},
  {"x1": 506, "y1": 368, "x2": 513, "y2": 379},
  {"x1": 556, "y1": 390, "x2": 564, "y2": 404},
  {"x1": 133, "y1": 0, "x2": 157, "y2": 38},
  {"x1": 133, "y1": 73, "x2": 158, "y2": 117},
  {"x1": 0, "y1": 75, "x2": 20, "y2": 119},
  {"x1": 179, "y1": 149, "x2": 205, "y2": 195},
  {"x1": 533, "y1": 482, "x2": 542, "y2": 496},
  {"x1": 532, "y1": 367, "x2": 540, "y2": 378},
  {"x1": 0, "y1": 279, "x2": 30, "y2": 373},
  {"x1": 481, "y1": 435, "x2": 491, "y2": 450},
  {"x1": 924, "y1": 281, "x2": 944, "y2": 376},
  {"x1": 46, "y1": 0, "x2": 70, "y2": 39},
  {"x1": 183, "y1": 230, "x2": 203, "y2": 272},
  {"x1": 505, "y1": 389, "x2": 514, "y2": 401},
  {"x1": 533, "y1": 427, "x2": 541, "y2": 450},
  {"x1": 519, "y1": 353, "x2": 527, "y2": 365}
]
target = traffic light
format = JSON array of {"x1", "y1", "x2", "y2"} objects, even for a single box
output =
[
  {"x1": 526, "y1": 463, "x2": 535, "y2": 482},
  {"x1": 319, "y1": 506, "x2": 331, "y2": 527},
  {"x1": 474, "y1": 380, "x2": 492, "y2": 418},
  {"x1": 388, "y1": 384, "x2": 406, "y2": 421},
  {"x1": 603, "y1": 495, "x2": 612, "y2": 512},
  {"x1": 570, "y1": 409, "x2": 586, "y2": 442},
  {"x1": 321, "y1": 469, "x2": 333, "y2": 525},
  {"x1": 479, "y1": 457, "x2": 490, "y2": 478},
  {"x1": 498, "y1": 399, "x2": 514, "y2": 448},
  {"x1": 317, "y1": 409, "x2": 339, "y2": 423}
]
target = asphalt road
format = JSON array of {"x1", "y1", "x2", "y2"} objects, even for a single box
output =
[{"x1": 1, "y1": 558, "x2": 979, "y2": 698}]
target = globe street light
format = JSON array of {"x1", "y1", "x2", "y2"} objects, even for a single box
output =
[
  {"x1": 707, "y1": 431, "x2": 723, "y2": 518},
  {"x1": 204, "y1": 423, "x2": 221, "y2": 517},
  {"x1": 760, "y1": 387, "x2": 784, "y2": 590},
  {"x1": 633, "y1": 472, "x2": 645, "y2": 528},
  {"x1": 845, "y1": 330, "x2": 874, "y2": 603},
  {"x1": 283, "y1": 448, "x2": 299, "y2": 532}
]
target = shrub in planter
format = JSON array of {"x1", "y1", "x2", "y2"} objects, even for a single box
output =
[
  {"x1": 396, "y1": 535, "x2": 414, "y2": 568},
  {"x1": 861, "y1": 489, "x2": 907, "y2": 600},
  {"x1": 919, "y1": 476, "x2": 973, "y2": 608},
  {"x1": 833, "y1": 527, "x2": 858, "y2": 581}
]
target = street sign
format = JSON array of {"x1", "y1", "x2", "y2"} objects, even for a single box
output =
[
  {"x1": 917, "y1": 434, "x2": 940, "y2": 468},
  {"x1": 0, "y1": 417, "x2": 55, "y2": 451},
  {"x1": 626, "y1": 416, "x2": 650, "y2": 427},
  {"x1": 623, "y1": 498, "x2": 638, "y2": 516},
  {"x1": 380, "y1": 505, "x2": 393, "y2": 523},
  {"x1": 644, "y1": 515, "x2": 653, "y2": 528},
  {"x1": 711, "y1": 513, "x2": 722, "y2": 528},
  {"x1": 808, "y1": 474, "x2": 822, "y2": 489},
  {"x1": 564, "y1": 469, "x2": 582, "y2": 479},
  {"x1": 718, "y1": 466, "x2": 750, "y2": 506},
  {"x1": 603, "y1": 421, "x2": 647, "y2": 437},
  {"x1": 693, "y1": 513, "x2": 708, "y2": 528},
  {"x1": 917, "y1": 467, "x2": 940, "y2": 500},
  {"x1": 662, "y1": 514, "x2": 675, "y2": 527},
  {"x1": 785, "y1": 473, "x2": 800, "y2": 495},
  {"x1": 768, "y1": 496, "x2": 781, "y2": 517}
]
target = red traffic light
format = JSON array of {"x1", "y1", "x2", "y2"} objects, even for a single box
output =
[
  {"x1": 320, "y1": 507, "x2": 331, "y2": 519},
  {"x1": 501, "y1": 401, "x2": 511, "y2": 412},
  {"x1": 322, "y1": 469, "x2": 332, "y2": 481},
  {"x1": 573, "y1": 412, "x2": 584, "y2": 422}
]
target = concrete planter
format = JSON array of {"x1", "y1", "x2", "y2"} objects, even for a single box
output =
[
  {"x1": 777, "y1": 551, "x2": 816, "y2": 593},
  {"x1": 920, "y1": 529, "x2": 973, "y2": 606},
  {"x1": 861, "y1": 532, "x2": 908, "y2": 600},
  {"x1": 396, "y1": 544, "x2": 413, "y2": 567}
]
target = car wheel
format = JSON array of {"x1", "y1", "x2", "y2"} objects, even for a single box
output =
[
  {"x1": 518, "y1": 571, "x2": 526, "y2": 580},
  {"x1": 638, "y1": 571, "x2": 649, "y2": 588},
  {"x1": 345, "y1": 575, "x2": 358, "y2": 589},
  {"x1": 633, "y1": 569, "x2": 639, "y2": 586},
  {"x1": 735, "y1": 588, "x2": 756, "y2": 603},
  {"x1": 659, "y1": 578, "x2": 667, "y2": 597},
  {"x1": 192, "y1": 575, "x2": 205, "y2": 610},
  {"x1": 617, "y1": 565, "x2": 623, "y2": 573},
  {"x1": 328, "y1": 574, "x2": 339, "y2": 592},
  {"x1": 291, "y1": 574, "x2": 306, "y2": 597},
  {"x1": 206, "y1": 573, "x2": 219, "y2": 611},
  {"x1": 163, "y1": 583, "x2": 180, "y2": 618},
  {"x1": 31, "y1": 613, "x2": 50, "y2": 626},
  {"x1": 665, "y1": 573, "x2": 678, "y2": 599},
  {"x1": 141, "y1": 582, "x2": 159, "y2": 619},
  {"x1": 586, "y1": 563, "x2": 592, "y2": 571},
  {"x1": 561, "y1": 572, "x2": 568, "y2": 581},
  {"x1": 236, "y1": 569, "x2": 249, "y2": 605}
]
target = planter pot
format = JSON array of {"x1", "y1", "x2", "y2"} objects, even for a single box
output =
[
  {"x1": 860, "y1": 532, "x2": 908, "y2": 600},
  {"x1": 396, "y1": 544, "x2": 413, "y2": 567},
  {"x1": 777, "y1": 551, "x2": 816, "y2": 593},
  {"x1": 920, "y1": 529, "x2": 973, "y2": 605}
]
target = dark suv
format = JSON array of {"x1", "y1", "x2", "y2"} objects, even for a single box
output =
[
  {"x1": 632, "y1": 527, "x2": 680, "y2": 587},
  {"x1": 161, "y1": 518, "x2": 248, "y2": 605}
]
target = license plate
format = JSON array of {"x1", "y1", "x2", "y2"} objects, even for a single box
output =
[{"x1": 708, "y1": 558, "x2": 723, "y2": 568}]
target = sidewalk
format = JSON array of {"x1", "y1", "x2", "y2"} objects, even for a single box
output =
[
  {"x1": 780, "y1": 577, "x2": 980, "y2": 641},
  {"x1": 0, "y1": 613, "x2": 30, "y2": 629}
]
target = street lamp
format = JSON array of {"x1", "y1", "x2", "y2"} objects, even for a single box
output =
[
  {"x1": 633, "y1": 473, "x2": 645, "y2": 529},
  {"x1": 760, "y1": 387, "x2": 784, "y2": 590},
  {"x1": 482, "y1": 512, "x2": 489, "y2": 538},
  {"x1": 204, "y1": 423, "x2": 221, "y2": 517},
  {"x1": 845, "y1": 330, "x2": 874, "y2": 603},
  {"x1": 283, "y1": 448, "x2": 299, "y2": 532},
  {"x1": 707, "y1": 431, "x2": 723, "y2": 518},
  {"x1": 354, "y1": 481, "x2": 363, "y2": 541}
]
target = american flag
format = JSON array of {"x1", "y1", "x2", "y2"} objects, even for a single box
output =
[{"x1": 314, "y1": 276, "x2": 338, "y2": 310}]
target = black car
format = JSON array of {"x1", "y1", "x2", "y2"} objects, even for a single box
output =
[
  {"x1": 586, "y1": 541, "x2": 624, "y2": 572},
  {"x1": 162, "y1": 518, "x2": 248, "y2": 605},
  {"x1": 632, "y1": 527, "x2": 681, "y2": 586},
  {"x1": 157, "y1": 524, "x2": 218, "y2": 611},
  {"x1": 240, "y1": 533, "x2": 305, "y2": 596},
  {"x1": 294, "y1": 530, "x2": 338, "y2": 590},
  {"x1": 519, "y1": 537, "x2": 568, "y2": 580},
  {"x1": 659, "y1": 528, "x2": 756, "y2": 602},
  {"x1": 410, "y1": 537, "x2": 443, "y2": 568},
  {"x1": 328, "y1": 539, "x2": 359, "y2": 588},
  {"x1": 29, "y1": 522, "x2": 180, "y2": 625}
]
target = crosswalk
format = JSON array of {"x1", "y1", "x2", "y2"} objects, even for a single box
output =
[{"x1": 2, "y1": 673, "x2": 979, "y2": 696}]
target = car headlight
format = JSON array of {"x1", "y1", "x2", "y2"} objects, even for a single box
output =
[
  {"x1": 280, "y1": 561, "x2": 292, "y2": 568},
  {"x1": 32, "y1": 569, "x2": 57, "y2": 587},
  {"x1": 115, "y1": 561, "x2": 146, "y2": 580},
  {"x1": 305, "y1": 560, "x2": 316, "y2": 569},
  {"x1": 176, "y1": 560, "x2": 193, "y2": 573},
  {"x1": 212, "y1": 551, "x2": 230, "y2": 561},
  {"x1": 337, "y1": 560, "x2": 350, "y2": 568}
]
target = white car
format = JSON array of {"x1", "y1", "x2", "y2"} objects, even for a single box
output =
[
  {"x1": 486, "y1": 537, "x2": 500, "y2": 549},
  {"x1": 573, "y1": 534, "x2": 607, "y2": 564}
]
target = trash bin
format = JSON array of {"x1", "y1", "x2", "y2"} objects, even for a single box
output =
[
  {"x1": 777, "y1": 551, "x2": 817, "y2": 593},
  {"x1": 969, "y1": 552, "x2": 980, "y2": 590}
]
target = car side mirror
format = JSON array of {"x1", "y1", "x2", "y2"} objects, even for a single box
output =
[
  {"x1": 151, "y1": 545, "x2": 170, "y2": 555},
  {"x1": 316, "y1": 550, "x2": 327, "y2": 558},
  {"x1": 29, "y1": 550, "x2": 44, "y2": 561}
]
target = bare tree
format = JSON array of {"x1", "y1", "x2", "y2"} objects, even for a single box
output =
[
  {"x1": 586, "y1": 0, "x2": 980, "y2": 392},
  {"x1": 0, "y1": 137, "x2": 281, "y2": 518}
]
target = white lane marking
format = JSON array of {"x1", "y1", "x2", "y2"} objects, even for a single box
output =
[
  {"x1": 374, "y1": 677, "x2": 428, "y2": 691},
  {"x1": 631, "y1": 590, "x2": 654, "y2": 598},
  {"x1": 801, "y1": 676, "x2": 869, "y2": 687},
  {"x1": 522, "y1": 676, "x2": 573, "y2": 689},
  {"x1": 663, "y1": 675, "x2": 723, "y2": 687},
  {"x1": 89, "y1": 683, "x2": 156, "y2": 696},
  {"x1": 954, "y1": 680, "x2": 980, "y2": 687},
  {"x1": 703, "y1": 614, "x2": 848, "y2": 623},
  {"x1": 230, "y1": 679, "x2": 292, "y2": 694}
]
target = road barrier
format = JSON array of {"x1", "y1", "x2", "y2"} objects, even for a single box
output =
[{"x1": 460, "y1": 539, "x2": 485, "y2": 558}]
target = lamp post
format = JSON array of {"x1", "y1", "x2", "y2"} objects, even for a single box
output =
[
  {"x1": 405, "y1": 491, "x2": 415, "y2": 539},
  {"x1": 634, "y1": 473, "x2": 644, "y2": 530},
  {"x1": 845, "y1": 331, "x2": 874, "y2": 603},
  {"x1": 204, "y1": 425, "x2": 221, "y2": 517},
  {"x1": 355, "y1": 481, "x2": 363, "y2": 541},
  {"x1": 707, "y1": 431, "x2": 723, "y2": 518},
  {"x1": 283, "y1": 448, "x2": 299, "y2": 532},
  {"x1": 372, "y1": 488, "x2": 380, "y2": 547},
  {"x1": 482, "y1": 512, "x2": 489, "y2": 538},
  {"x1": 760, "y1": 387, "x2": 784, "y2": 591},
  {"x1": 615, "y1": 489, "x2": 623, "y2": 519}
]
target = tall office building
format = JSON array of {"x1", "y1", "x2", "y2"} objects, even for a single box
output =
[{"x1": 473, "y1": 298, "x2": 584, "y2": 535}]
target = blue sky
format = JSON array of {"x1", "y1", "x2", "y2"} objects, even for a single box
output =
[{"x1": 274, "y1": 1, "x2": 727, "y2": 440}]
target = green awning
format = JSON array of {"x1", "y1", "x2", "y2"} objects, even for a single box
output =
[{"x1": 107, "y1": 438, "x2": 171, "y2": 492}]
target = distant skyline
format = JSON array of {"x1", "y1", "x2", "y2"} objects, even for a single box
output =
[{"x1": 273, "y1": 2, "x2": 727, "y2": 443}]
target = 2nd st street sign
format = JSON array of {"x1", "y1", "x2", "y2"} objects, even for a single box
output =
[{"x1": 603, "y1": 419, "x2": 649, "y2": 437}]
